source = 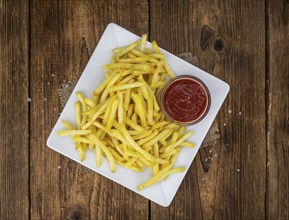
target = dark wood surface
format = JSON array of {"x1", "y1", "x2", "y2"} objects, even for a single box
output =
[
  {"x1": 0, "y1": 0, "x2": 29, "y2": 219},
  {"x1": 1, "y1": 0, "x2": 288, "y2": 219}
]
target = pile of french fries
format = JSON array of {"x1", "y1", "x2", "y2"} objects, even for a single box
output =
[{"x1": 58, "y1": 34, "x2": 195, "y2": 190}]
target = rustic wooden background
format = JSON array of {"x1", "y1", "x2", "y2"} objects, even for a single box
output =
[{"x1": 0, "y1": 0, "x2": 288, "y2": 219}]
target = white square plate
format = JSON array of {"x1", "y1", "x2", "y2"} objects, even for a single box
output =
[{"x1": 47, "y1": 23, "x2": 229, "y2": 207}]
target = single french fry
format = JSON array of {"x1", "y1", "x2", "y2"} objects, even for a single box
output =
[
  {"x1": 76, "y1": 142, "x2": 85, "y2": 161},
  {"x1": 138, "y1": 166, "x2": 184, "y2": 190},
  {"x1": 112, "y1": 45, "x2": 126, "y2": 53},
  {"x1": 117, "y1": 92, "x2": 124, "y2": 124},
  {"x1": 151, "y1": 41, "x2": 161, "y2": 53},
  {"x1": 180, "y1": 141, "x2": 195, "y2": 148},
  {"x1": 132, "y1": 130, "x2": 153, "y2": 140},
  {"x1": 109, "y1": 82, "x2": 144, "y2": 92},
  {"x1": 140, "y1": 34, "x2": 147, "y2": 52},
  {"x1": 61, "y1": 119, "x2": 74, "y2": 130},
  {"x1": 57, "y1": 130, "x2": 92, "y2": 136},
  {"x1": 113, "y1": 40, "x2": 141, "y2": 58},
  {"x1": 72, "y1": 136, "x2": 93, "y2": 145},
  {"x1": 93, "y1": 69, "x2": 117, "y2": 96},
  {"x1": 75, "y1": 102, "x2": 81, "y2": 129},
  {"x1": 104, "y1": 63, "x2": 152, "y2": 72},
  {"x1": 124, "y1": 89, "x2": 131, "y2": 113},
  {"x1": 76, "y1": 92, "x2": 87, "y2": 126},
  {"x1": 138, "y1": 88, "x2": 148, "y2": 114},
  {"x1": 128, "y1": 130, "x2": 143, "y2": 136},
  {"x1": 102, "y1": 97, "x2": 114, "y2": 125},
  {"x1": 105, "y1": 99, "x2": 119, "y2": 130},
  {"x1": 84, "y1": 98, "x2": 95, "y2": 108},
  {"x1": 118, "y1": 57, "x2": 149, "y2": 63},
  {"x1": 153, "y1": 143, "x2": 159, "y2": 174},
  {"x1": 99, "y1": 73, "x2": 121, "y2": 103}
]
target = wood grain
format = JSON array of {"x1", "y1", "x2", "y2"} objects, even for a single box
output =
[
  {"x1": 30, "y1": 0, "x2": 149, "y2": 219},
  {"x1": 267, "y1": 0, "x2": 289, "y2": 219},
  {"x1": 0, "y1": 0, "x2": 29, "y2": 219},
  {"x1": 150, "y1": 0, "x2": 266, "y2": 219},
  {"x1": 0, "y1": 0, "x2": 288, "y2": 219}
]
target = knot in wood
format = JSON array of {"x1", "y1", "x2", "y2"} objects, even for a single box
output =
[
  {"x1": 213, "y1": 39, "x2": 224, "y2": 51},
  {"x1": 67, "y1": 203, "x2": 86, "y2": 220}
]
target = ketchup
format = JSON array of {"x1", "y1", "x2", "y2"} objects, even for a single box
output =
[{"x1": 161, "y1": 76, "x2": 210, "y2": 124}]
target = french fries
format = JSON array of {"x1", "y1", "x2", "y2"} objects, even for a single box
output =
[{"x1": 58, "y1": 35, "x2": 195, "y2": 190}]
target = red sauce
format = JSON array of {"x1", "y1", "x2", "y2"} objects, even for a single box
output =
[{"x1": 162, "y1": 77, "x2": 210, "y2": 124}]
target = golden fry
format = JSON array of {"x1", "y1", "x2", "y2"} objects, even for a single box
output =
[
  {"x1": 93, "y1": 69, "x2": 117, "y2": 96},
  {"x1": 58, "y1": 130, "x2": 92, "y2": 136},
  {"x1": 109, "y1": 82, "x2": 144, "y2": 92},
  {"x1": 180, "y1": 141, "x2": 195, "y2": 148},
  {"x1": 117, "y1": 92, "x2": 124, "y2": 124},
  {"x1": 113, "y1": 40, "x2": 141, "y2": 58},
  {"x1": 61, "y1": 119, "x2": 74, "y2": 130},
  {"x1": 151, "y1": 41, "x2": 161, "y2": 53},
  {"x1": 132, "y1": 130, "x2": 153, "y2": 140},
  {"x1": 140, "y1": 34, "x2": 147, "y2": 52},
  {"x1": 75, "y1": 102, "x2": 81, "y2": 129},
  {"x1": 105, "y1": 99, "x2": 119, "y2": 130}
]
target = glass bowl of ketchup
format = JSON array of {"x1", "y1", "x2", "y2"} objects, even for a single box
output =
[{"x1": 160, "y1": 75, "x2": 211, "y2": 126}]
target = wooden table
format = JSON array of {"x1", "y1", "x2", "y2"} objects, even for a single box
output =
[{"x1": 1, "y1": 0, "x2": 288, "y2": 219}]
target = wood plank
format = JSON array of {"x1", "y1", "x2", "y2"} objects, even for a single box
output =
[
  {"x1": 150, "y1": 0, "x2": 266, "y2": 219},
  {"x1": 267, "y1": 0, "x2": 289, "y2": 219},
  {"x1": 0, "y1": 0, "x2": 29, "y2": 219},
  {"x1": 30, "y1": 0, "x2": 149, "y2": 219}
]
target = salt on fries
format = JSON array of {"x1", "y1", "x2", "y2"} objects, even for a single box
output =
[{"x1": 58, "y1": 34, "x2": 195, "y2": 190}]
